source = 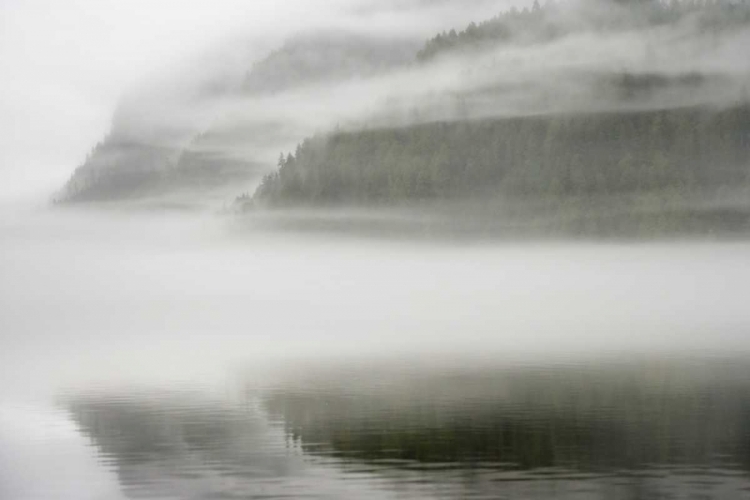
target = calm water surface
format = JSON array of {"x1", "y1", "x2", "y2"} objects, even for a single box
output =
[{"x1": 2, "y1": 208, "x2": 750, "y2": 499}]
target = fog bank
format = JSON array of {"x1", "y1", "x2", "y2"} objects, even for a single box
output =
[
  {"x1": 0, "y1": 0, "x2": 510, "y2": 203},
  {"x1": 2, "y1": 208, "x2": 750, "y2": 400}
]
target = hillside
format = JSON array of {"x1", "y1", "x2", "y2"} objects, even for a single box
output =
[
  {"x1": 417, "y1": 0, "x2": 750, "y2": 61},
  {"x1": 243, "y1": 31, "x2": 418, "y2": 94},
  {"x1": 58, "y1": 0, "x2": 750, "y2": 233},
  {"x1": 252, "y1": 105, "x2": 750, "y2": 202},
  {"x1": 241, "y1": 104, "x2": 750, "y2": 235},
  {"x1": 57, "y1": 31, "x2": 419, "y2": 204},
  {"x1": 237, "y1": 0, "x2": 750, "y2": 236}
]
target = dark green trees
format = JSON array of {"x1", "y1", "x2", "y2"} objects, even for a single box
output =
[{"x1": 249, "y1": 105, "x2": 750, "y2": 208}]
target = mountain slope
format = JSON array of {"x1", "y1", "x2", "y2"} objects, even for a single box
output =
[
  {"x1": 239, "y1": 0, "x2": 750, "y2": 236},
  {"x1": 57, "y1": 31, "x2": 419, "y2": 204}
]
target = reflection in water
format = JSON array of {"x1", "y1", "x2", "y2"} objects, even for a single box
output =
[
  {"x1": 64, "y1": 358, "x2": 750, "y2": 499},
  {"x1": 64, "y1": 389, "x2": 418, "y2": 499},
  {"x1": 5, "y1": 211, "x2": 750, "y2": 498},
  {"x1": 66, "y1": 391, "x2": 309, "y2": 499}
]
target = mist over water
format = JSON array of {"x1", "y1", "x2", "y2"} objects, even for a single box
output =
[
  {"x1": 3, "y1": 208, "x2": 750, "y2": 393},
  {"x1": 3, "y1": 0, "x2": 750, "y2": 498},
  {"x1": 3, "y1": 207, "x2": 750, "y2": 498}
]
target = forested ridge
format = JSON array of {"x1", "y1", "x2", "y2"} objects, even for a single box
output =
[
  {"x1": 57, "y1": 33, "x2": 417, "y2": 204},
  {"x1": 417, "y1": 0, "x2": 750, "y2": 61},
  {"x1": 56, "y1": 0, "x2": 750, "y2": 226},
  {"x1": 243, "y1": 31, "x2": 417, "y2": 94},
  {"x1": 250, "y1": 105, "x2": 750, "y2": 204},
  {"x1": 241, "y1": 0, "x2": 750, "y2": 235}
]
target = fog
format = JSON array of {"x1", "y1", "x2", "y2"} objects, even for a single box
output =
[
  {"x1": 7, "y1": 0, "x2": 748, "y2": 205},
  {"x1": 216, "y1": 8, "x2": 750, "y2": 132},
  {"x1": 2, "y1": 2, "x2": 750, "y2": 498},
  {"x1": 2, "y1": 207, "x2": 749, "y2": 400},
  {"x1": 16, "y1": 0, "x2": 746, "y2": 207},
  {"x1": 4, "y1": 203, "x2": 750, "y2": 497},
  {"x1": 2, "y1": 0, "x2": 750, "y2": 388},
  {"x1": 0, "y1": 0, "x2": 507, "y2": 203}
]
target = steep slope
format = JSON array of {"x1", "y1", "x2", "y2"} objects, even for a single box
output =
[
  {"x1": 417, "y1": 0, "x2": 750, "y2": 61},
  {"x1": 57, "y1": 31, "x2": 419, "y2": 205},
  {"x1": 241, "y1": 1, "x2": 750, "y2": 236},
  {"x1": 243, "y1": 30, "x2": 418, "y2": 94},
  {"x1": 252, "y1": 105, "x2": 750, "y2": 205}
]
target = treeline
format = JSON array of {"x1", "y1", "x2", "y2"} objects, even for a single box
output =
[
  {"x1": 58, "y1": 33, "x2": 416, "y2": 204},
  {"x1": 249, "y1": 104, "x2": 750, "y2": 207},
  {"x1": 417, "y1": 0, "x2": 750, "y2": 61},
  {"x1": 59, "y1": 140, "x2": 173, "y2": 202},
  {"x1": 60, "y1": 142, "x2": 257, "y2": 203},
  {"x1": 242, "y1": 32, "x2": 417, "y2": 94}
]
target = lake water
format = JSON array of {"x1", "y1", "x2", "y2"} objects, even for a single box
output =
[{"x1": 2, "y1": 206, "x2": 750, "y2": 499}]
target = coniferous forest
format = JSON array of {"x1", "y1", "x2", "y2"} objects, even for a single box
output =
[
  {"x1": 238, "y1": 1, "x2": 750, "y2": 235},
  {"x1": 57, "y1": 0, "x2": 750, "y2": 235},
  {"x1": 252, "y1": 106, "x2": 750, "y2": 204}
]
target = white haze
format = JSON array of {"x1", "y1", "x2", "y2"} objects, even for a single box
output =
[
  {"x1": 2, "y1": 208, "x2": 750, "y2": 402},
  {"x1": 204, "y1": 21, "x2": 750, "y2": 162},
  {"x1": 18, "y1": 0, "x2": 748, "y2": 208},
  {"x1": 2, "y1": 5, "x2": 750, "y2": 498},
  {"x1": 8, "y1": 0, "x2": 749, "y2": 205},
  {"x1": 0, "y1": 0, "x2": 748, "y2": 391},
  {"x1": 0, "y1": 0, "x2": 510, "y2": 203}
]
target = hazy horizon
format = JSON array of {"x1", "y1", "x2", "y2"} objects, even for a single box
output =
[{"x1": 2, "y1": 2, "x2": 750, "y2": 499}]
